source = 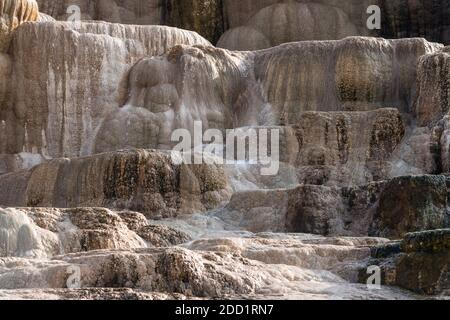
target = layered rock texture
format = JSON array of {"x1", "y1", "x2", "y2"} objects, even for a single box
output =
[
  {"x1": 0, "y1": 150, "x2": 232, "y2": 218},
  {"x1": 0, "y1": 0, "x2": 39, "y2": 52},
  {"x1": 215, "y1": 174, "x2": 450, "y2": 238},
  {"x1": 0, "y1": 0, "x2": 449, "y2": 300},
  {"x1": 2, "y1": 35, "x2": 442, "y2": 159},
  {"x1": 362, "y1": 229, "x2": 450, "y2": 295},
  {"x1": 2, "y1": 21, "x2": 209, "y2": 157},
  {"x1": 35, "y1": 0, "x2": 450, "y2": 47}
]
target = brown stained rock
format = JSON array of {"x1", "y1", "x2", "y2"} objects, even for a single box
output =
[
  {"x1": 20, "y1": 207, "x2": 63, "y2": 233},
  {"x1": 294, "y1": 109, "x2": 405, "y2": 186},
  {"x1": 217, "y1": 189, "x2": 290, "y2": 233},
  {"x1": 286, "y1": 185, "x2": 343, "y2": 236},
  {"x1": 117, "y1": 211, "x2": 192, "y2": 247},
  {"x1": 0, "y1": 0, "x2": 39, "y2": 52},
  {"x1": 416, "y1": 51, "x2": 450, "y2": 126},
  {"x1": 285, "y1": 184, "x2": 366, "y2": 236},
  {"x1": 402, "y1": 229, "x2": 450, "y2": 253},
  {"x1": 137, "y1": 225, "x2": 191, "y2": 247},
  {"x1": 116, "y1": 211, "x2": 149, "y2": 231},
  {"x1": 163, "y1": 0, "x2": 225, "y2": 45},
  {"x1": 217, "y1": 182, "x2": 382, "y2": 236},
  {"x1": 341, "y1": 182, "x2": 385, "y2": 236},
  {"x1": 380, "y1": 0, "x2": 450, "y2": 45},
  {"x1": 366, "y1": 230, "x2": 450, "y2": 295},
  {"x1": 395, "y1": 230, "x2": 450, "y2": 295},
  {"x1": 0, "y1": 150, "x2": 232, "y2": 218},
  {"x1": 373, "y1": 175, "x2": 450, "y2": 239},
  {"x1": 36, "y1": 0, "x2": 225, "y2": 44},
  {"x1": 217, "y1": 176, "x2": 448, "y2": 238},
  {"x1": 0, "y1": 52, "x2": 10, "y2": 110},
  {"x1": 440, "y1": 117, "x2": 450, "y2": 173},
  {"x1": 358, "y1": 230, "x2": 450, "y2": 295},
  {"x1": 254, "y1": 38, "x2": 440, "y2": 125},
  {"x1": 67, "y1": 208, "x2": 135, "y2": 252},
  {"x1": 368, "y1": 110, "x2": 406, "y2": 162},
  {"x1": 395, "y1": 251, "x2": 450, "y2": 295}
]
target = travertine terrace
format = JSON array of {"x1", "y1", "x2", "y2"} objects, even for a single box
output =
[{"x1": 0, "y1": 0, "x2": 449, "y2": 300}]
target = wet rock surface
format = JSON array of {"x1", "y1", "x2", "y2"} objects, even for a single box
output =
[
  {"x1": 0, "y1": 1, "x2": 449, "y2": 301},
  {"x1": 1, "y1": 22, "x2": 209, "y2": 157},
  {"x1": 0, "y1": 228, "x2": 418, "y2": 299},
  {"x1": 361, "y1": 229, "x2": 450, "y2": 295},
  {"x1": 0, "y1": 150, "x2": 232, "y2": 218}
]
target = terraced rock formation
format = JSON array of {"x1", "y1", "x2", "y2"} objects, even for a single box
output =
[
  {"x1": 36, "y1": 0, "x2": 450, "y2": 46},
  {"x1": 0, "y1": 0, "x2": 449, "y2": 300}
]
